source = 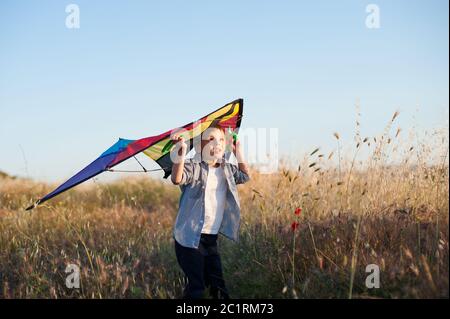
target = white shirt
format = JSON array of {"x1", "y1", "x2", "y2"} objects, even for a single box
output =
[{"x1": 201, "y1": 165, "x2": 228, "y2": 234}]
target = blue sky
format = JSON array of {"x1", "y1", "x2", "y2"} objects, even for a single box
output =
[{"x1": 0, "y1": 0, "x2": 448, "y2": 182}]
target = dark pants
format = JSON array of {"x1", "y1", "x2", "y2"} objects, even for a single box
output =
[{"x1": 175, "y1": 233, "x2": 230, "y2": 299}]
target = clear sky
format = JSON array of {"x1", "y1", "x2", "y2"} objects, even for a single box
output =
[{"x1": 0, "y1": 0, "x2": 448, "y2": 182}]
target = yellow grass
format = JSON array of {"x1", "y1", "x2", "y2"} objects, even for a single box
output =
[{"x1": 0, "y1": 115, "x2": 448, "y2": 298}]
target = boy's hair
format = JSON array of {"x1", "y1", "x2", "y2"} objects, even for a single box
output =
[{"x1": 207, "y1": 122, "x2": 226, "y2": 133}]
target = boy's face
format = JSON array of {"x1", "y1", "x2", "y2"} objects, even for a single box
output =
[{"x1": 201, "y1": 127, "x2": 226, "y2": 162}]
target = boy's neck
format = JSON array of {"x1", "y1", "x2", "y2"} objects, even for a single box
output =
[{"x1": 205, "y1": 159, "x2": 221, "y2": 168}]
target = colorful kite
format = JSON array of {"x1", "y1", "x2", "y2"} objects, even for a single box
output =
[{"x1": 26, "y1": 99, "x2": 243, "y2": 210}]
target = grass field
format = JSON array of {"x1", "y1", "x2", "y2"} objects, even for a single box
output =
[{"x1": 0, "y1": 116, "x2": 448, "y2": 299}]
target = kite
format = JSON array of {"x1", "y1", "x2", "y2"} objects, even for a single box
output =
[{"x1": 26, "y1": 99, "x2": 243, "y2": 210}]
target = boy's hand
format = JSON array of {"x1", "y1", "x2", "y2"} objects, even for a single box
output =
[
  {"x1": 232, "y1": 139, "x2": 242, "y2": 156},
  {"x1": 171, "y1": 134, "x2": 187, "y2": 158},
  {"x1": 170, "y1": 134, "x2": 187, "y2": 185}
]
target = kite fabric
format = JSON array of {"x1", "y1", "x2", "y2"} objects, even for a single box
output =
[{"x1": 26, "y1": 99, "x2": 244, "y2": 210}]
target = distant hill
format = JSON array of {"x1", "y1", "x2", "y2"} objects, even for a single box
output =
[{"x1": 0, "y1": 170, "x2": 14, "y2": 179}]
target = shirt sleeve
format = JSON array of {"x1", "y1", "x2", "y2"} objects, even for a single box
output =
[
  {"x1": 179, "y1": 160, "x2": 195, "y2": 185},
  {"x1": 230, "y1": 163, "x2": 250, "y2": 185}
]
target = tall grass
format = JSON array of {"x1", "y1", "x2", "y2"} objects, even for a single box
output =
[{"x1": 0, "y1": 114, "x2": 448, "y2": 298}]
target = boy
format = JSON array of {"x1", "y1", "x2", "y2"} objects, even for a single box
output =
[{"x1": 170, "y1": 124, "x2": 250, "y2": 299}]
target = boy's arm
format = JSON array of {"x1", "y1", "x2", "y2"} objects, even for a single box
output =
[
  {"x1": 234, "y1": 140, "x2": 249, "y2": 175},
  {"x1": 170, "y1": 135, "x2": 187, "y2": 185},
  {"x1": 232, "y1": 139, "x2": 251, "y2": 184}
]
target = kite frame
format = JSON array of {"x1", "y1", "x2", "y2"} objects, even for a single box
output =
[{"x1": 26, "y1": 99, "x2": 243, "y2": 210}]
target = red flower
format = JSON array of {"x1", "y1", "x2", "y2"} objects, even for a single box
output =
[
  {"x1": 294, "y1": 207, "x2": 302, "y2": 216},
  {"x1": 291, "y1": 221, "x2": 300, "y2": 231}
]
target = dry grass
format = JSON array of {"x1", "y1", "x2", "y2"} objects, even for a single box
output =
[{"x1": 0, "y1": 114, "x2": 448, "y2": 299}]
